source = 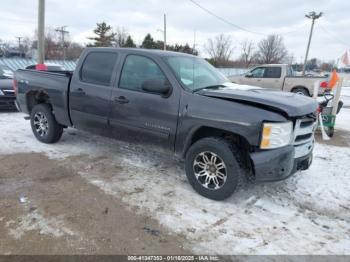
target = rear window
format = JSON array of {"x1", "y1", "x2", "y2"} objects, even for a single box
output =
[
  {"x1": 80, "y1": 52, "x2": 117, "y2": 86},
  {"x1": 264, "y1": 67, "x2": 281, "y2": 78}
]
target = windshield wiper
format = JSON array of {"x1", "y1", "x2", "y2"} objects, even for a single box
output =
[{"x1": 192, "y1": 84, "x2": 226, "y2": 93}]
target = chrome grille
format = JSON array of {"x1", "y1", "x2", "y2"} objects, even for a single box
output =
[
  {"x1": 293, "y1": 117, "x2": 316, "y2": 158},
  {"x1": 293, "y1": 118, "x2": 315, "y2": 145}
]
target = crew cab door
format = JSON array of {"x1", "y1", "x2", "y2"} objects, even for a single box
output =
[
  {"x1": 69, "y1": 51, "x2": 119, "y2": 133},
  {"x1": 244, "y1": 66, "x2": 283, "y2": 89},
  {"x1": 108, "y1": 54, "x2": 180, "y2": 151},
  {"x1": 243, "y1": 67, "x2": 267, "y2": 87}
]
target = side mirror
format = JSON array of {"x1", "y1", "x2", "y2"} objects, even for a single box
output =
[
  {"x1": 245, "y1": 72, "x2": 253, "y2": 78},
  {"x1": 141, "y1": 78, "x2": 171, "y2": 96}
]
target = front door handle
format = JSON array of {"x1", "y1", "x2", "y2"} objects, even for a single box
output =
[{"x1": 114, "y1": 96, "x2": 129, "y2": 104}]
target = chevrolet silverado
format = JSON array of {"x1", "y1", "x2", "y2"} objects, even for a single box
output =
[{"x1": 15, "y1": 48, "x2": 318, "y2": 200}]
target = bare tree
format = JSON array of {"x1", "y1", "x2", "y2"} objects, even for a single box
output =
[
  {"x1": 283, "y1": 54, "x2": 294, "y2": 65},
  {"x1": 257, "y1": 34, "x2": 288, "y2": 64},
  {"x1": 239, "y1": 40, "x2": 256, "y2": 67},
  {"x1": 205, "y1": 34, "x2": 234, "y2": 66},
  {"x1": 32, "y1": 27, "x2": 83, "y2": 60},
  {"x1": 65, "y1": 42, "x2": 84, "y2": 60},
  {"x1": 21, "y1": 37, "x2": 33, "y2": 55},
  {"x1": 113, "y1": 27, "x2": 129, "y2": 47}
]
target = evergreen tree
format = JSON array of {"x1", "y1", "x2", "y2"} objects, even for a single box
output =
[
  {"x1": 88, "y1": 22, "x2": 115, "y2": 47},
  {"x1": 141, "y1": 34, "x2": 157, "y2": 49},
  {"x1": 123, "y1": 35, "x2": 136, "y2": 48},
  {"x1": 167, "y1": 43, "x2": 198, "y2": 55}
]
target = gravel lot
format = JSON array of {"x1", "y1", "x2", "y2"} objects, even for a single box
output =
[{"x1": 0, "y1": 109, "x2": 350, "y2": 255}]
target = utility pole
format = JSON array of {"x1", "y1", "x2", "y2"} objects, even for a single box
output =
[
  {"x1": 55, "y1": 26, "x2": 69, "y2": 60},
  {"x1": 37, "y1": 0, "x2": 45, "y2": 64},
  {"x1": 16, "y1": 36, "x2": 23, "y2": 57},
  {"x1": 163, "y1": 14, "x2": 167, "y2": 50},
  {"x1": 302, "y1": 11, "x2": 322, "y2": 75}
]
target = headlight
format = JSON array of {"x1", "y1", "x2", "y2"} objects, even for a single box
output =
[
  {"x1": 0, "y1": 89, "x2": 4, "y2": 96},
  {"x1": 260, "y1": 122, "x2": 293, "y2": 149}
]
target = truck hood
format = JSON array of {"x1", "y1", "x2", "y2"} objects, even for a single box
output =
[{"x1": 196, "y1": 82, "x2": 318, "y2": 117}]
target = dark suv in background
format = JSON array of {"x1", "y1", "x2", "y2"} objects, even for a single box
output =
[{"x1": 0, "y1": 65, "x2": 16, "y2": 110}]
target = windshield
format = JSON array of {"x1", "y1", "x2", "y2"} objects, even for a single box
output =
[
  {"x1": 165, "y1": 56, "x2": 229, "y2": 92},
  {"x1": 0, "y1": 65, "x2": 14, "y2": 79}
]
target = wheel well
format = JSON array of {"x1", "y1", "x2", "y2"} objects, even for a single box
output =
[
  {"x1": 188, "y1": 126, "x2": 254, "y2": 178},
  {"x1": 26, "y1": 90, "x2": 51, "y2": 113},
  {"x1": 291, "y1": 86, "x2": 310, "y2": 96}
]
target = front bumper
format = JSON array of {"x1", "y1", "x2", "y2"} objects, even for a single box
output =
[
  {"x1": 250, "y1": 140, "x2": 314, "y2": 182},
  {"x1": 0, "y1": 95, "x2": 16, "y2": 110}
]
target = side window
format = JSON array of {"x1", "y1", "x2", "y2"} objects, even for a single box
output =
[
  {"x1": 264, "y1": 67, "x2": 282, "y2": 78},
  {"x1": 80, "y1": 52, "x2": 118, "y2": 86},
  {"x1": 119, "y1": 55, "x2": 166, "y2": 92},
  {"x1": 251, "y1": 67, "x2": 265, "y2": 78}
]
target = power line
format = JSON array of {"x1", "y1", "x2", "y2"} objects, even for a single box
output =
[
  {"x1": 189, "y1": 0, "x2": 266, "y2": 35},
  {"x1": 189, "y1": 0, "x2": 306, "y2": 36},
  {"x1": 318, "y1": 24, "x2": 350, "y2": 48}
]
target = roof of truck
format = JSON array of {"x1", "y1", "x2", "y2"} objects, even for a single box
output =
[
  {"x1": 260, "y1": 64, "x2": 289, "y2": 66},
  {"x1": 85, "y1": 47, "x2": 196, "y2": 57}
]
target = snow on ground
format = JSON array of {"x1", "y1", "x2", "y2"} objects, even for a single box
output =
[
  {"x1": 341, "y1": 86, "x2": 350, "y2": 108},
  {"x1": 0, "y1": 110, "x2": 350, "y2": 254}
]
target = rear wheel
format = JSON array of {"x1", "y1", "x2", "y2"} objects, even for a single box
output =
[
  {"x1": 292, "y1": 87, "x2": 310, "y2": 96},
  {"x1": 30, "y1": 103, "x2": 63, "y2": 143},
  {"x1": 185, "y1": 137, "x2": 245, "y2": 200}
]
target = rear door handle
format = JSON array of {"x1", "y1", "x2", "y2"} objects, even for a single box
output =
[
  {"x1": 114, "y1": 96, "x2": 129, "y2": 104},
  {"x1": 76, "y1": 87, "x2": 85, "y2": 95}
]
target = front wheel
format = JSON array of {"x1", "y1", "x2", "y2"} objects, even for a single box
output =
[
  {"x1": 185, "y1": 137, "x2": 245, "y2": 200},
  {"x1": 30, "y1": 103, "x2": 63, "y2": 143}
]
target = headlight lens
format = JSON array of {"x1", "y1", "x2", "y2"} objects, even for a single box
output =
[
  {"x1": 260, "y1": 122, "x2": 293, "y2": 149},
  {"x1": 0, "y1": 89, "x2": 4, "y2": 95}
]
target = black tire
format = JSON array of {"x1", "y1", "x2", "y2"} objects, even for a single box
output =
[
  {"x1": 30, "y1": 103, "x2": 63, "y2": 143},
  {"x1": 185, "y1": 137, "x2": 245, "y2": 201},
  {"x1": 292, "y1": 87, "x2": 310, "y2": 96}
]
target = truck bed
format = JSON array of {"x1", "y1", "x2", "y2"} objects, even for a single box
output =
[
  {"x1": 284, "y1": 75, "x2": 327, "y2": 95},
  {"x1": 15, "y1": 69, "x2": 73, "y2": 126}
]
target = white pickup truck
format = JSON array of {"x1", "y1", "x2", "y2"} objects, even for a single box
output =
[{"x1": 229, "y1": 64, "x2": 328, "y2": 96}]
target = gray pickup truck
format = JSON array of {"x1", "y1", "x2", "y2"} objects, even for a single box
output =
[{"x1": 15, "y1": 48, "x2": 317, "y2": 200}]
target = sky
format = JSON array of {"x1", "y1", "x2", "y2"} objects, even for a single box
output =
[{"x1": 0, "y1": 0, "x2": 349, "y2": 61}]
